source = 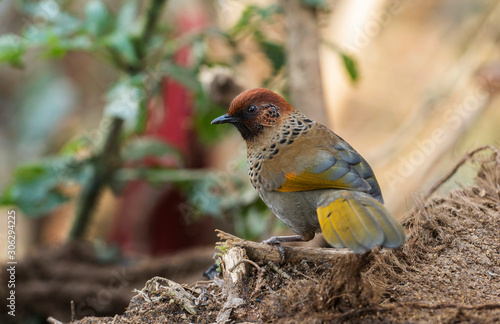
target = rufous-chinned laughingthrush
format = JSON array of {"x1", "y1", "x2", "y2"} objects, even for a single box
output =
[{"x1": 211, "y1": 88, "x2": 405, "y2": 253}]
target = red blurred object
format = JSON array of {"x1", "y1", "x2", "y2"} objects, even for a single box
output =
[{"x1": 109, "y1": 4, "x2": 215, "y2": 255}]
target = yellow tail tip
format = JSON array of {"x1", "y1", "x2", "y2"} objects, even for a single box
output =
[{"x1": 317, "y1": 191, "x2": 405, "y2": 253}]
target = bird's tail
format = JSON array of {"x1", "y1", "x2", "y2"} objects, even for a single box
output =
[{"x1": 317, "y1": 191, "x2": 406, "y2": 253}]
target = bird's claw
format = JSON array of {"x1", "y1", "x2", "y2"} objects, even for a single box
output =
[
  {"x1": 277, "y1": 245, "x2": 286, "y2": 264},
  {"x1": 261, "y1": 237, "x2": 286, "y2": 263}
]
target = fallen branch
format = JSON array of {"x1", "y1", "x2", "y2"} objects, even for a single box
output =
[{"x1": 216, "y1": 230, "x2": 351, "y2": 264}]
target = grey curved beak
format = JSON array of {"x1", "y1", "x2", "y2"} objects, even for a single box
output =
[{"x1": 211, "y1": 114, "x2": 237, "y2": 124}]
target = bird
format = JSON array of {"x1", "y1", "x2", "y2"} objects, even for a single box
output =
[{"x1": 211, "y1": 88, "x2": 405, "y2": 253}]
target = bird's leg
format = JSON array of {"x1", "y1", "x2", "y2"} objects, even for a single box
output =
[{"x1": 262, "y1": 235, "x2": 304, "y2": 245}]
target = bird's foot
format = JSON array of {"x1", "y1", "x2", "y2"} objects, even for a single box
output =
[
  {"x1": 262, "y1": 235, "x2": 304, "y2": 245},
  {"x1": 262, "y1": 236, "x2": 304, "y2": 264}
]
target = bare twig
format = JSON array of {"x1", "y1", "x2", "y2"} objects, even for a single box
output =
[
  {"x1": 188, "y1": 280, "x2": 215, "y2": 288},
  {"x1": 71, "y1": 300, "x2": 75, "y2": 322},
  {"x1": 133, "y1": 0, "x2": 168, "y2": 73},
  {"x1": 229, "y1": 259, "x2": 261, "y2": 272},
  {"x1": 69, "y1": 118, "x2": 123, "y2": 240},
  {"x1": 424, "y1": 145, "x2": 499, "y2": 200},
  {"x1": 132, "y1": 288, "x2": 152, "y2": 303},
  {"x1": 267, "y1": 261, "x2": 292, "y2": 280}
]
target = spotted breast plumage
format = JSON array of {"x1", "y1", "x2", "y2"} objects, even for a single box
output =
[{"x1": 211, "y1": 88, "x2": 405, "y2": 253}]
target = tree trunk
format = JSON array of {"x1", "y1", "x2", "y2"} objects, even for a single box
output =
[{"x1": 280, "y1": 0, "x2": 328, "y2": 123}]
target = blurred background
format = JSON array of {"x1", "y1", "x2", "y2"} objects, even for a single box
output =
[{"x1": 0, "y1": 0, "x2": 499, "y2": 322}]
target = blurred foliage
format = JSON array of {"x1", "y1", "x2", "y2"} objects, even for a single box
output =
[
  {"x1": 1, "y1": 159, "x2": 70, "y2": 217},
  {"x1": 299, "y1": 0, "x2": 327, "y2": 8},
  {"x1": 0, "y1": 35, "x2": 25, "y2": 67},
  {"x1": 324, "y1": 41, "x2": 359, "y2": 84},
  {"x1": 15, "y1": 70, "x2": 77, "y2": 157},
  {"x1": 340, "y1": 52, "x2": 358, "y2": 83},
  {"x1": 115, "y1": 165, "x2": 270, "y2": 241},
  {"x1": 121, "y1": 137, "x2": 183, "y2": 166},
  {"x1": 0, "y1": 0, "x2": 357, "y2": 241},
  {"x1": 225, "y1": 4, "x2": 285, "y2": 86}
]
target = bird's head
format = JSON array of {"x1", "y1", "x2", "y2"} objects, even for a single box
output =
[{"x1": 211, "y1": 88, "x2": 294, "y2": 141}]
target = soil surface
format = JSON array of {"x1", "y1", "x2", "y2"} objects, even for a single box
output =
[{"x1": 68, "y1": 148, "x2": 500, "y2": 323}]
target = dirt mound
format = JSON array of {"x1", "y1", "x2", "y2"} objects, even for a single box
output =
[{"x1": 69, "y1": 146, "x2": 500, "y2": 323}]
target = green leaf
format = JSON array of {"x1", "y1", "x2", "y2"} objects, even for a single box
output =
[
  {"x1": 42, "y1": 30, "x2": 66, "y2": 57},
  {"x1": 230, "y1": 5, "x2": 257, "y2": 37},
  {"x1": 64, "y1": 35, "x2": 93, "y2": 51},
  {"x1": 53, "y1": 158, "x2": 93, "y2": 184},
  {"x1": 53, "y1": 12, "x2": 83, "y2": 36},
  {"x1": 41, "y1": 32, "x2": 93, "y2": 57},
  {"x1": 299, "y1": 0, "x2": 327, "y2": 8},
  {"x1": 16, "y1": 71, "x2": 77, "y2": 152},
  {"x1": 104, "y1": 76, "x2": 144, "y2": 131},
  {"x1": 135, "y1": 99, "x2": 148, "y2": 134},
  {"x1": 193, "y1": 90, "x2": 229, "y2": 144},
  {"x1": 194, "y1": 106, "x2": 229, "y2": 144},
  {"x1": 105, "y1": 32, "x2": 138, "y2": 66},
  {"x1": 116, "y1": 1, "x2": 139, "y2": 33},
  {"x1": 164, "y1": 64, "x2": 201, "y2": 91},
  {"x1": 1, "y1": 161, "x2": 69, "y2": 217},
  {"x1": 191, "y1": 35, "x2": 207, "y2": 68},
  {"x1": 245, "y1": 207, "x2": 267, "y2": 238},
  {"x1": 254, "y1": 31, "x2": 285, "y2": 73},
  {"x1": 340, "y1": 52, "x2": 359, "y2": 83},
  {"x1": 260, "y1": 40, "x2": 285, "y2": 73},
  {"x1": 189, "y1": 179, "x2": 223, "y2": 216},
  {"x1": 0, "y1": 35, "x2": 26, "y2": 67},
  {"x1": 116, "y1": 168, "x2": 213, "y2": 185},
  {"x1": 21, "y1": 1, "x2": 62, "y2": 22},
  {"x1": 0, "y1": 153, "x2": 96, "y2": 218},
  {"x1": 15, "y1": 164, "x2": 46, "y2": 182},
  {"x1": 323, "y1": 42, "x2": 359, "y2": 83},
  {"x1": 84, "y1": 0, "x2": 112, "y2": 36},
  {"x1": 257, "y1": 4, "x2": 282, "y2": 19},
  {"x1": 229, "y1": 4, "x2": 282, "y2": 37},
  {"x1": 122, "y1": 137, "x2": 183, "y2": 164},
  {"x1": 59, "y1": 135, "x2": 94, "y2": 157}
]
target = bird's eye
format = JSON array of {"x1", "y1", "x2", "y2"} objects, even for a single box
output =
[{"x1": 247, "y1": 105, "x2": 257, "y2": 113}]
